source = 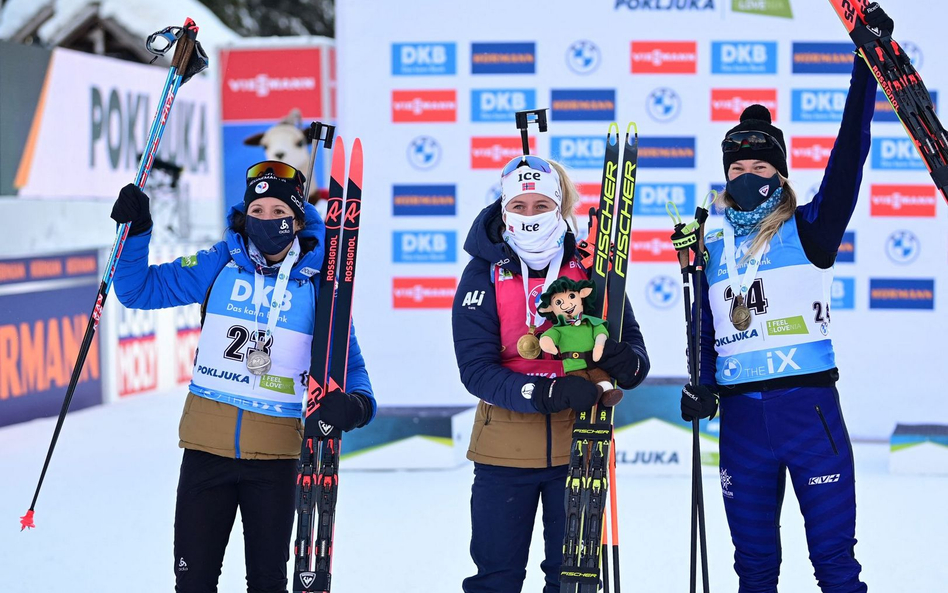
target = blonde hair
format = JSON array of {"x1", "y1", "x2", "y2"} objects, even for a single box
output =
[
  {"x1": 718, "y1": 176, "x2": 797, "y2": 262},
  {"x1": 549, "y1": 159, "x2": 580, "y2": 232}
]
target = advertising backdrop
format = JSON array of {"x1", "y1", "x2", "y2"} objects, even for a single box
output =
[{"x1": 337, "y1": 0, "x2": 948, "y2": 440}]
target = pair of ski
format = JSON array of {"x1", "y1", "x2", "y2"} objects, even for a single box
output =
[
  {"x1": 291, "y1": 135, "x2": 364, "y2": 593},
  {"x1": 561, "y1": 122, "x2": 638, "y2": 593},
  {"x1": 829, "y1": 0, "x2": 948, "y2": 204}
]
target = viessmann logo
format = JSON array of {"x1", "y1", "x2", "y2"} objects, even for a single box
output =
[
  {"x1": 790, "y1": 137, "x2": 834, "y2": 169},
  {"x1": 226, "y1": 74, "x2": 316, "y2": 98},
  {"x1": 391, "y1": 90, "x2": 457, "y2": 123},
  {"x1": 630, "y1": 230, "x2": 679, "y2": 263},
  {"x1": 393, "y1": 278, "x2": 457, "y2": 309},
  {"x1": 870, "y1": 184, "x2": 937, "y2": 217},
  {"x1": 711, "y1": 89, "x2": 777, "y2": 122},
  {"x1": 471, "y1": 137, "x2": 536, "y2": 169},
  {"x1": 630, "y1": 42, "x2": 697, "y2": 74}
]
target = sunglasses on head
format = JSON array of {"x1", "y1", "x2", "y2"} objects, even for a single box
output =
[
  {"x1": 721, "y1": 130, "x2": 786, "y2": 158},
  {"x1": 501, "y1": 155, "x2": 553, "y2": 178},
  {"x1": 246, "y1": 161, "x2": 306, "y2": 185}
]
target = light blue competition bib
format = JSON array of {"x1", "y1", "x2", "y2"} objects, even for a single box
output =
[
  {"x1": 189, "y1": 261, "x2": 315, "y2": 417},
  {"x1": 705, "y1": 216, "x2": 836, "y2": 386}
]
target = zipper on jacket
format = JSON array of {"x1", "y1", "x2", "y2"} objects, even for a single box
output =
[
  {"x1": 484, "y1": 405, "x2": 492, "y2": 426},
  {"x1": 546, "y1": 415, "x2": 552, "y2": 468},
  {"x1": 234, "y1": 408, "x2": 243, "y2": 459},
  {"x1": 815, "y1": 405, "x2": 838, "y2": 456}
]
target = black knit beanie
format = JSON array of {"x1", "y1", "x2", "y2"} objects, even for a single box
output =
[
  {"x1": 244, "y1": 172, "x2": 306, "y2": 220},
  {"x1": 722, "y1": 104, "x2": 788, "y2": 178}
]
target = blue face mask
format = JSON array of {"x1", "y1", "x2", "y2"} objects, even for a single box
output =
[
  {"x1": 726, "y1": 173, "x2": 781, "y2": 212},
  {"x1": 245, "y1": 215, "x2": 296, "y2": 255},
  {"x1": 725, "y1": 187, "x2": 784, "y2": 236}
]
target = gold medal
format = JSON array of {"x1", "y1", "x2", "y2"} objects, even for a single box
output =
[
  {"x1": 517, "y1": 326, "x2": 541, "y2": 359},
  {"x1": 731, "y1": 296, "x2": 752, "y2": 331}
]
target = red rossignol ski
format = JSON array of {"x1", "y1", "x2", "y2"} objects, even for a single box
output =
[
  {"x1": 292, "y1": 138, "x2": 364, "y2": 593},
  {"x1": 829, "y1": 0, "x2": 948, "y2": 204}
]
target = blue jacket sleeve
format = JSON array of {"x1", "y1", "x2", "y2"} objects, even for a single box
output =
[
  {"x1": 344, "y1": 320, "x2": 376, "y2": 421},
  {"x1": 696, "y1": 268, "x2": 719, "y2": 389},
  {"x1": 616, "y1": 294, "x2": 650, "y2": 389},
  {"x1": 113, "y1": 230, "x2": 230, "y2": 309},
  {"x1": 797, "y1": 56, "x2": 876, "y2": 262},
  {"x1": 451, "y1": 258, "x2": 539, "y2": 414}
]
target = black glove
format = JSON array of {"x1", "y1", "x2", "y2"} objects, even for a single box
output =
[
  {"x1": 595, "y1": 338, "x2": 643, "y2": 389},
  {"x1": 532, "y1": 375, "x2": 599, "y2": 415},
  {"x1": 681, "y1": 383, "x2": 718, "y2": 422},
  {"x1": 316, "y1": 389, "x2": 371, "y2": 432},
  {"x1": 111, "y1": 183, "x2": 153, "y2": 236},
  {"x1": 863, "y1": 2, "x2": 894, "y2": 35}
]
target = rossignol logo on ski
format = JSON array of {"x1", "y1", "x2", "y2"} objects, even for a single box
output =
[
  {"x1": 299, "y1": 572, "x2": 317, "y2": 588},
  {"x1": 808, "y1": 474, "x2": 840, "y2": 485},
  {"x1": 318, "y1": 420, "x2": 334, "y2": 435}
]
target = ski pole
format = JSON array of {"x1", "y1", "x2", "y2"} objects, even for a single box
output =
[
  {"x1": 20, "y1": 18, "x2": 207, "y2": 531},
  {"x1": 302, "y1": 122, "x2": 336, "y2": 202}
]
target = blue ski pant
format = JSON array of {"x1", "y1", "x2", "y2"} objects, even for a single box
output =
[
  {"x1": 718, "y1": 386, "x2": 867, "y2": 593},
  {"x1": 464, "y1": 463, "x2": 568, "y2": 593}
]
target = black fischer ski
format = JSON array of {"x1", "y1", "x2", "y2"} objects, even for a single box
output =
[
  {"x1": 829, "y1": 0, "x2": 948, "y2": 204},
  {"x1": 561, "y1": 123, "x2": 638, "y2": 593},
  {"x1": 292, "y1": 137, "x2": 364, "y2": 593}
]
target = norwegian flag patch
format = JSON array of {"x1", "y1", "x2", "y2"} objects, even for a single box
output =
[{"x1": 522, "y1": 182, "x2": 536, "y2": 191}]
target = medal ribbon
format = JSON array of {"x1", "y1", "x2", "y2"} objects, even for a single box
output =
[
  {"x1": 252, "y1": 237, "x2": 300, "y2": 349},
  {"x1": 723, "y1": 218, "x2": 764, "y2": 306},
  {"x1": 518, "y1": 248, "x2": 565, "y2": 330}
]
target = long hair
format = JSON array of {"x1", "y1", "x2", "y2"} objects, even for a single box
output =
[
  {"x1": 549, "y1": 159, "x2": 579, "y2": 232},
  {"x1": 229, "y1": 211, "x2": 318, "y2": 255},
  {"x1": 717, "y1": 176, "x2": 797, "y2": 263}
]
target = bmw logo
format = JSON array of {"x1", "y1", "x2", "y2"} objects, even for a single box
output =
[
  {"x1": 901, "y1": 41, "x2": 923, "y2": 68},
  {"x1": 645, "y1": 275, "x2": 679, "y2": 309},
  {"x1": 407, "y1": 136, "x2": 442, "y2": 170},
  {"x1": 722, "y1": 357, "x2": 742, "y2": 381},
  {"x1": 646, "y1": 88, "x2": 681, "y2": 123},
  {"x1": 566, "y1": 40, "x2": 601, "y2": 74},
  {"x1": 885, "y1": 230, "x2": 920, "y2": 264}
]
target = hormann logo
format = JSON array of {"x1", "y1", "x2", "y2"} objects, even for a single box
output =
[
  {"x1": 869, "y1": 278, "x2": 935, "y2": 310},
  {"x1": 870, "y1": 184, "x2": 937, "y2": 217},
  {"x1": 837, "y1": 231, "x2": 855, "y2": 263},
  {"x1": 392, "y1": 277, "x2": 457, "y2": 309},
  {"x1": 630, "y1": 41, "x2": 697, "y2": 74},
  {"x1": 392, "y1": 184, "x2": 456, "y2": 216},
  {"x1": 471, "y1": 89, "x2": 536, "y2": 122},
  {"x1": 391, "y1": 90, "x2": 457, "y2": 123},
  {"x1": 638, "y1": 137, "x2": 696, "y2": 168},
  {"x1": 792, "y1": 89, "x2": 847, "y2": 122},
  {"x1": 391, "y1": 42, "x2": 456, "y2": 75},
  {"x1": 471, "y1": 42, "x2": 536, "y2": 74},
  {"x1": 711, "y1": 89, "x2": 778, "y2": 122},
  {"x1": 550, "y1": 89, "x2": 616, "y2": 121},
  {"x1": 551, "y1": 136, "x2": 606, "y2": 169},
  {"x1": 226, "y1": 75, "x2": 316, "y2": 97},
  {"x1": 471, "y1": 137, "x2": 536, "y2": 169},
  {"x1": 711, "y1": 42, "x2": 777, "y2": 74},
  {"x1": 791, "y1": 42, "x2": 855, "y2": 74},
  {"x1": 790, "y1": 137, "x2": 834, "y2": 169}
]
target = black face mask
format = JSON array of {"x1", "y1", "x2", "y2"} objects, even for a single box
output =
[
  {"x1": 725, "y1": 173, "x2": 782, "y2": 212},
  {"x1": 245, "y1": 215, "x2": 296, "y2": 255}
]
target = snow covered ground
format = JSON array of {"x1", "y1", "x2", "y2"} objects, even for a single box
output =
[{"x1": 1, "y1": 389, "x2": 945, "y2": 592}]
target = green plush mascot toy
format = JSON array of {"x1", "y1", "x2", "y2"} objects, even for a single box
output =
[{"x1": 537, "y1": 277, "x2": 623, "y2": 407}]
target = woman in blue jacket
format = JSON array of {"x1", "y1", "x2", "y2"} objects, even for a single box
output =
[
  {"x1": 680, "y1": 6, "x2": 894, "y2": 591},
  {"x1": 111, "y1": 161, "x2": 375, "y2": 593},
  {"x1": 453, "y1": 154, "x2": 650, "y2": 593}
]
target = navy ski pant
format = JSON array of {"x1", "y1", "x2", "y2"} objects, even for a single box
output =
[
  {"x1": 464, "y1": 463, "x2": 569, "y2": 593},
  {"x1": 173, "y1": 449, "x2": 297, "y2": 593},
  {"x1": 718, "y1": 386, "x2": 867, "y2": 593}
]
